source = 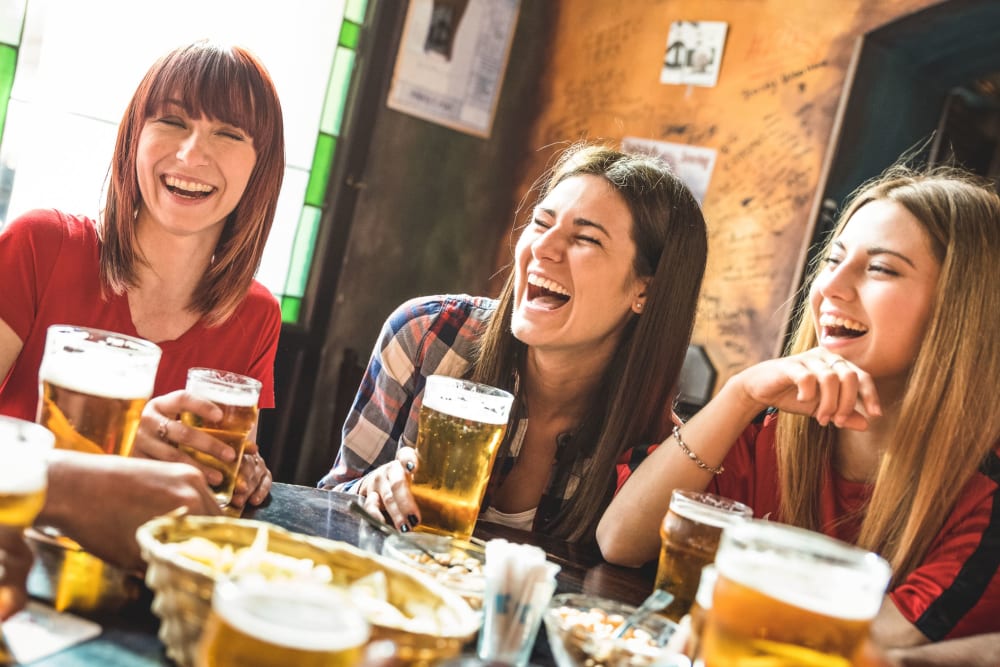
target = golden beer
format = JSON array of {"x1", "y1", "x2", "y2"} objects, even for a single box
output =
[
  {"x1": 37, "y1": 326, "x2": 161, "y2": 456},
  {"x1": 196, "y1": 579, "x2": 370, "y2": 667},
  {"x1": 179, "y1": 368, "x2": 261, "y2": 506},
  {"x1": 653, "y1": 490, "x2": 751, "y2": 621},
  {"x1": 0, "y1": 416, "x2": 54, "y2": 527},
  {"x1": 410, "y1": 376, "x2": 514, "y2": 540},
  {"x1": 701, "y1": 520, "x2": 891, "y2": 667}
]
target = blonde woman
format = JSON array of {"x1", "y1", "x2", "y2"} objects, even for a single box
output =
[{"x1": 599, "y1": 167, "x2": 1000, "y2": 648}]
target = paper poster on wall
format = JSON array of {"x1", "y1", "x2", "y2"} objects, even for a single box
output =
[
  {"x1": 386, "y1": 0, "x2": 520, "y2": 138},
  {"x1": 622, "y1": 136, "x2": 717, "y2": 205},
  {"x1": 660, "y1": 20, "x2": 728, "y2": 87}
]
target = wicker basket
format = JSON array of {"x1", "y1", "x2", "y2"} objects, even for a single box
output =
[{"x1": 136, "y1": 513, "x2": 481, "y2": 667}]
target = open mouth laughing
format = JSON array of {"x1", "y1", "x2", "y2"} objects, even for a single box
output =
[
  {"x1": 526, "y1": 274, "x2": 570, "y2": 310},
  {"x1": 163, "y1": 175, "x2": 216, "y2": 199},
  {"x1": 818, "y1": 313, "x2": 868, "y2": 339}
]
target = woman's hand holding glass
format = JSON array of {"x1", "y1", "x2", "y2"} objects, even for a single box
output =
[
  {"x1": 135, "y1": 390, "x2": 271, "y2": 509},
  {"x1": 357, "y1": 446, "x2": 420, "y2": 533},
  {"x1": 730, "y1": 347, "x2": 882, "y2": 430}
]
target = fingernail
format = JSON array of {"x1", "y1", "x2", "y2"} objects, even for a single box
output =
[
  {"x1": 408, "y1": 514, "x2": 419, "y2": 527},
  {"x1": 405, "y1": 461, "x2": 415, "y2": 472},
  {"x1": 399, "y1": 524, "x2": 410, "y2": 533}
]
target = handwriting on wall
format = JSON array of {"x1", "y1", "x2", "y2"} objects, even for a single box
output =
[{"x1": 513, "y1": 1, "x2": 932, "y2": 390}]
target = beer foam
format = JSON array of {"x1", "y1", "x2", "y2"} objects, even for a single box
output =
[
  {"x1": 716, "y1": 548, "x2": 886, "y2": 620},
  {"x1": 214, "y1": 581, "x2": 369, "y2": 651},
  {"x1": 0, "y1": 452, "x2": 47, "y2": 494},
  {"x1": 186, "y1": 378, "x2": 260, "y2": 407},
  {"x1": 40, "y1": 355, "x2": 155, "y2": 399},
  {"x1": 671, "y1": 500, "x2": 750, "y2": 529},
  {"x1": 422, "y1": 378, "x2": 513, "y2": 425}
]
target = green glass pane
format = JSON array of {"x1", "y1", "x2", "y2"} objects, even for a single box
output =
[
  {"x1": 0, "y1": 45, "x2": 16, "y2": 143},
  {"x1": 284, "y1": 204, "x2": 322, "y2": 301},
  {"x1": 320, "y1": 46, "x2": 354, "y2": 136},
  {"x1": 280, "y1": 296, "x2": 302, "y2": 324},
  {"x1": 345, "y1": 0, "x2": 367, "y2": 24},
  {"x1": 305, "y1": 134, "x2": 336, "y2": 207},
  {"x1": 339, "y1": 20, "x2": 360, "y2": 49}
]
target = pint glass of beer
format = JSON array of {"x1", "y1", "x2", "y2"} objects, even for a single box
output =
[
  {"x1": 37, "y1": 325, "x2": 162, "y2": 456},
  {"x1": 410, "y1": 375, "x2": 514, "y2": 540},
  {"x1": 196, "y1": 577, "x2": 370, "y2": 667},
  {"x1": 701, "y1": 520, "x2": 892, "y2": 667},
  {"x1": 0, "y1": 416, "x2": 55, "y2": 528},
  {"x1": 179, "y1": 368, "x2": 262, "y2": 507},
  {"x1": 653, "y1": 490, "x2": 751, "y2": 621}
]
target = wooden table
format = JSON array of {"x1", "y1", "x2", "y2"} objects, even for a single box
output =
[{"x1": 25, "y1": 482, "x2": 657, "y2": 665}]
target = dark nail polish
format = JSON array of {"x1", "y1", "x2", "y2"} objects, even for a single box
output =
[
  {"x1": 399, "y1": 523, "x2": 410, "y2": 533},
  {"x1": 405, "y1": 461, "x2": 415, "y2": 472},
  {"x1": 408, "y1": 514, "x2": 419, "y2": 527}
]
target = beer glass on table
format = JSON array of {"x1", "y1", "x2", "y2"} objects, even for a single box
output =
[
  {"x1": 653, "y1": 490, "x2": 751, "y2": 621},
  {"x1": 178, "y1": 368, "x2": 262, "y2": 508},
  {"x1": 0, "y1": 417, "x2": 55, "y2": 657},
  {"x1": 196, "y1": 577, "x2": 370, "y2": 667},
  {"x1": 701, "y1": 520, "x2": 891, "y2": 667},
  {"x1": 410, "y1": 375, "x2": 514, "y2": 540},
  {"x1": 37, "y1": 325, "x2": 162, "y2": 456}
]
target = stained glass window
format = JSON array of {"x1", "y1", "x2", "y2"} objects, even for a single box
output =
[{"x1": 0, "y1": 0, "x2": 368, "y2": 325}]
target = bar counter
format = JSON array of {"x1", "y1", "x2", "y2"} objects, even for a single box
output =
[{"x1": 24, "y1": 482, "x2": 657, "y2": 665}]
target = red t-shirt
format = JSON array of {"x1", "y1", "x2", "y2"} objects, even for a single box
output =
[
  {"x1": 0, "y1": 209, "x2": 280, "y2": 420},
  {"x1": 616, "y1": 412, "x2": 1000, "y2": 641}
]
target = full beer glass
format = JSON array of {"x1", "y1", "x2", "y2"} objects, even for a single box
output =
[
  {"x1": 701, "y1": 520, "x2": 892, "y2": 667},
  {"x1": 0, "y1": 416, "x2": 55, "y2": 527},
  {"x1": 410, "y1": 375, "x2": 514, "y2": 540},
  {"x1": 37, "y1": 325, "x2": 162, "y2": 456},
  {"x1": 196, "y1": 577, "x2": 370, "y2": 667},
  {"x1": 178, "y1": 368, "x2": 261, "y2": 506},
  {"x1": 653, "y1": 490, "x2": 751, "y2": 621}
]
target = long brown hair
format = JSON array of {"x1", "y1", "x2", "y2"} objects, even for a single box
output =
[
  {"x1": 100, "y1": 40, "x2": 285, "y2": 325},
  {"x1": 777, "y1": 166, "x2": 1000, "y2": 583},
  {"x1": 474, "y1": 143, "x2": 709, "y2": 542}
]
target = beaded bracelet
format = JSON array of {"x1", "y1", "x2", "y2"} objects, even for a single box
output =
[{"x1": 672, "y1": 425, "x2": 724, "y2": 475}]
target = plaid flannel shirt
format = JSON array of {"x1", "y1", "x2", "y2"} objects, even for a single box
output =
[{"x1": 318, "y1": 294, "x2": 589, "y2": 529}]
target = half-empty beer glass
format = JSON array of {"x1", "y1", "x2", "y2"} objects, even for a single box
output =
[
  {"x1": 179, "y1": 368, "x2": 262, "y2": 507},
  {"x1": 701, "y1": 520, "x2": 892, "y2": 667},
  {"x1": 410, "y1": 375, "x2": 514, "y2": 540},
  {"x1": 37, "y1": 325, "x2": 161, "y2": 456},
  {"x1": 0, "y1": 416, "x2": 54, "y2": 527},
  {"x1": 196, "y1": 577, "x2": 370, "y2": 667},
  {"x1": 654, "y1": 490, "x2": 751, "y2": 621}
]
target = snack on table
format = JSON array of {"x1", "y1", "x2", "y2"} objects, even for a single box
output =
[
  {"x1": 544, "y1": 593, "x2": 688, "y2": 667},
  {"x1": 382, "y1": 532, "x2": 486, "y2": 609}
]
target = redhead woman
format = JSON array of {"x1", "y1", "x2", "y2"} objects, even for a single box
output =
[
  {"x1": 321, "y1": 143, "x2": 709, "y2": 543},
  {"x1": 0, "y1": 41, "x2": 285, "y2": 509},
  {"x1": 599, "y1": 167, "x2": 1000, "y2": 649}
]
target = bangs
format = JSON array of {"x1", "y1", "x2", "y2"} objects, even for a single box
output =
[{"x1": 142, "y1": 43, "x2": 272, "y2": 143}]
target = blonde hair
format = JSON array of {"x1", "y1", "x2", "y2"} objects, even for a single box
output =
[{"x1": 777, "y1": 166, "x2": 1000, "y2": 583}]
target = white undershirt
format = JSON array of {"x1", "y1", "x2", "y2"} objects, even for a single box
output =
[{"x1": 479, "y1": 505, "x2": 537, "y2": 531}]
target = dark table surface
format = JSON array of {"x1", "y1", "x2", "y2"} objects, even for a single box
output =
[{"x1": 25, "y1": 482, "x2": 657, "y2": 665}]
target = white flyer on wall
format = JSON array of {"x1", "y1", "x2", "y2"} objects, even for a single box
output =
[
  {"x1": 387, "y1": 0, "x2": 520, "y2": 138},
  {"x1": 661, "y1": 20, "x2": 729, "y2": 87},
  {"x1": 622, "y1": 136, "x2": 717, "y2": 205}
]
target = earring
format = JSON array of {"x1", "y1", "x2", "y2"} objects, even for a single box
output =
[{"x1": 635, "y1": 302, "x2": 643, "y2": 311}]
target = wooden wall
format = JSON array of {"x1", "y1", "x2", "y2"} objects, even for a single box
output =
[
  {"x1": 291, "y1": 0, "x2": 954, "y2": 484},
  {"x1": 501, "y1": 0, "x2": 941, "y2": 389}
]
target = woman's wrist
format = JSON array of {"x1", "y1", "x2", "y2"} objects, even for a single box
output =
[{"x1": 718, "y1": 370, "x2": 768, "y2": 424}]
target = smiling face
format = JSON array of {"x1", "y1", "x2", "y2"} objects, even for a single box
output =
[
  {"x1": 511, "y1": 174, "x2": 648, "y2": 356},
  {"x1": 810, "y1": 199, "x2": 941, "y2": 385},
  {"x1": 135, "y1": 102, "x2": 257, "y2": 239}
]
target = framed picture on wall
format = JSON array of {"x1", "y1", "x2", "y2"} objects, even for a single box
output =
[
  {"x1": 387, "y1": 0, "x2": 520, "y2": 138},
  {"x1": 661, "y1": 20, "x2": 729, "y2": 87}
]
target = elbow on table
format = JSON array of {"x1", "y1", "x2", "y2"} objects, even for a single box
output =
[{"x1": 596, "y1": 520, "x2": 651, "y2": 568}]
